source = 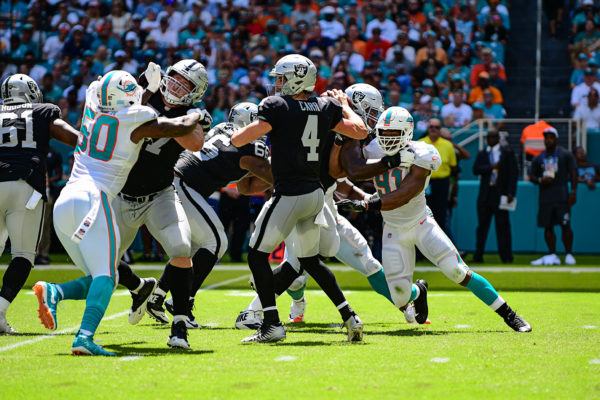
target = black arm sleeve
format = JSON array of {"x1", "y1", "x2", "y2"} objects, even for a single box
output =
[{"x1": 258, "y1": 96, "x2": 286, "y2": 131}]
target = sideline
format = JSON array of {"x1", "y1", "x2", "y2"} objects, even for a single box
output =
[{"x1": 0, "y1": 274, "x2": 251, "y2": 354}]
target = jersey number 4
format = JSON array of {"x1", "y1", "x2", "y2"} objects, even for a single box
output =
[
  {"x1": 76, "y1": 107, "x2": 118, "y2": 161},
  {"x1": 0, "y1": 110, "x2": 36, "y2": 148},
  {"x1": 301, "y1": 115, "x2": 319, "y2": 162}
]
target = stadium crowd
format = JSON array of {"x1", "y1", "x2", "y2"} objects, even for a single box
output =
[{"x1": 0, "y1": 0, "x2": 512, "y2": 262}]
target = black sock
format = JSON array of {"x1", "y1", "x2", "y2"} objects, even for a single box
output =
[
  {"x1": 0, "y1": 257, "x2": 32, "y2": 303},
  {"x1": 117, "y1": 260, "x2": 142, "y2": 291},
  {"x1": 157, "y1": 266, "x2": 169, "y2": 293},
  {"x1": 165, "y1": 263, "x2": 192, "y2": 316},
  {"x1": 191, "y1": 249, "x2": 218, "y2": 295},
  {"x1": 495, "y1": 302, "x2": 512, "y2": 319},
  {"x1": 273, "y1": 261, "x2": 302, "y2": 295},
  {"x1": 247, "y1": 248, "x2": 279, "y2": 323},
  {"x1": 299, "y1": 257, "x2": 354, "y2": 321}
]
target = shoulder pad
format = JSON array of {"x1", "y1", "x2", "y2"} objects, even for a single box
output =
[{"x1": 411, "y1": 141, "x2": 442, "y2": 171}]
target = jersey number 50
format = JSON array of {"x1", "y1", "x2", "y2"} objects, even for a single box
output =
[{"x1": 76, "y1": 107, "x2": 118, "y2": 161}]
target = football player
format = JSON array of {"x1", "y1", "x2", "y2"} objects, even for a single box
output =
[
  {"x1": 336, "y1": 107, "x2": 532, "y2": 332},
  {"x1": 112, "y1": 60, "x2": 210, "y2": 349},
  {"x1": 231, "y1": 54, "x2": 368, "y2": 343},
  {"x1": 33, "y1": 71, "x2": 203, "y2": 356},
  {"x1": 0, "y1": 74, "x2": 80, "y2": 334}
]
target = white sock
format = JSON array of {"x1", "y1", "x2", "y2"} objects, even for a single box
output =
[
  {"x1": 154, "y1": 287, "x2": 167, "y2": 297},
  {"x1": 0, "y1": 296, "x2": 10, "y2": 315},
  {"x1": 131, "y1": 279, "x2": 144, "y2": 294},
  {"x1": 173, "y1": 315, "x2": 186, "y2": 323},
  {"x1": 79, "y1": 329, "x2": 93, "y2": 337}
]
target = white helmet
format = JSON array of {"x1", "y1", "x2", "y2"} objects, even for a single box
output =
[
  {"x1": 345, "y1": 83, "x2": 384, "y2": 130},
  {"x1": 96, "y1": 70, "x2": 142, "y2": 112},
  {"x1": 229, "y1": 102, "x2": 258, "y2": 128},
  {"x1": 160, "y1": 59, "x2": 208, "y2": 106},
  {"x1": 375, "y1": 106, "x2": 414, "y2": 156},
  {"x1": 1, "y1": 74, "x2": 43, "y2": 104},
  {"x1": 269, "y1": 54, "x2": 317, "y2": 96}
]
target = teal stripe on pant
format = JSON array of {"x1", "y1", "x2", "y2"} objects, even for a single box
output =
[{"x1": 80, "y1": 276, "x2": 115, "y2": 336}]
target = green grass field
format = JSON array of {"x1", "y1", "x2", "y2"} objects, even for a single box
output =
[{"x1": 1, "y1": 261, "x2": 600, "y2": 399}]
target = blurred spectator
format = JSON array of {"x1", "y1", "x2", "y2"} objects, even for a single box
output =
[
  {"x1": 251, "y1": 35, "x2": 278, "y2": 66},
  {"x1": 160, "y1": 0, "x2": 184, "y2": 33},
  {"x1": 86, "y1": 1, "x2": 104, "y2": 34},
  {"x1": 415, "y1": 30, "x2": 447, "y2": 67},
  {"x1": 473, "y1": 129, "x2": 518, "y2": 263},
  {"x1": 178, "y1": 17, "x2": 205, "y2": 50},
  {"x1": 319, "y1": 6, "x2": 345, "y2": 41},
  {"x1": 529, "y1": 128, "x2": 578, "y2": 266},
  {"x1": 441, "y1": 75, "x2": 468, "y2": 104},
  {"x1": 141, "y1": 7, "x2": 160, "y2": 32},
  {"x1": 543, "y1": 0, "x2": 564, "y2": 38},
  {"x1": 109, "y1": 1, "x2": 132, "y2": 36},
  {"x1": 386, "y1": 31, "x2": 415, "y2": 69},
  {"x1": 478, "y1": 0, "x2": 510, "y2": 30},
  {"x1": 306, "y1": 24, "x2": 335, "y2": 59},
  {"x1": 571, "y1": 68, "x2": 600, "y2": 108},
  {"x1": 481, "y1": 88, "x2": 507, "y2": 120},
  {"x1": 455, "y1": 2, "x2": 475, "y2": 42},
  {"x1": 406, "y1": 0, "x2": 427, "y2": 31},
  {"x1": 574, "y1": 87, "x2": 600, "y2": 129},
  {"x1": 21, "y1": 52, "x2": 46, "y2": 83},
  {"x1": 44, "y1": 23, "x2": 70, "y2": 60},
  {"x1": 470, "y1": 47, "x2": 506, "y2": 87},
  {"x1": 574, "y1": 146, "x2": 600, "y2": 189},
  {"x1": 441, "y1": 89, "x2": 473, "y2": 127},
  {"x1": 41, "y1": 73, "x2": 63, "y2": 104},
  {"x1": 184, "y1": 1, "x2": 212, "y2": 28},
  {"x1": 422, "y1": 79, "x2": 443, "y2": 113},
  {"x1": 488, "y1": 62, "x2": 506, "y2": 93},
  {"x1": 16, "y1": 24, "x2": 40, "y2": 58},
  {"x1": 91, "y1": 24, "x2": 121, "y2": 55},
  {"x1": 151, "y1": 15, "x2": 178, "y2": 49},
  {"x1": 63, "y1": 74, "x2": 87, "y2": 104},
  {"x1": 51, "y1": 1, "x2": 79, "y2": 30},
  {"x1": 365, "y1": 3, "x2": 398, "y2": 43},
  {"x1": 348, "y1": 24, "x2": 367, "y2": 58},
  {"x1": 365, "y1": 27, "x2": 391, "y2": 61},
  {"x1": 332, "y1": 39, "x2": 364, "y2": 74},
  {"x1": 573, "y1": 20, "x2": 600, "y2": 59},
  {"x1": 343, "y1": 1, "x2": 365, "y2": 32},
  {"x1": 290, "y1": 0, "x2": 317, "y2": 28},
  {"x1": 468, "y1": 71, "x2": 503, "y2": 104},
  {"x1": 484, "y1": 13, "x2": 508, "y2": 44},
  {"x1": 420, "y1": 118, "x2": 457, "y2": 236},
  {"x1": 264, "y1": 21, "x2": 289, "y2": 52},
  {"x1": 413, "y1": 95, "x2": 438, "y2": 133},
  {"x1": 436, "y1": 49, "x2": 470, "y2": 90}
]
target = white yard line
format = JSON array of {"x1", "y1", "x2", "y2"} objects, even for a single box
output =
[
  {"x1": 2, "y1": 264, "x2": 600, "y2": 273},
  {"x1": 0, "y1": 274, "x2": 251, "y2": 354}
]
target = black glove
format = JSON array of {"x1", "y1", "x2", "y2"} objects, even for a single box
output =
[
  {"x1": 336, "y1": 197, "x2": 382, "y2": 212},
  {"x1": 334, "y1": 133, "x2": 346, "y2": 146},
  {"x1": 381, "y1": 152, "x2": 401, "y2": 169}
]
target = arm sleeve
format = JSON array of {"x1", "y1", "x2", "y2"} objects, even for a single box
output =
[
  {"x1": 324, "y1": 97, "x2": 343, "y2": 130},
  {"x1": 257, "y1": 96, "x2": 284, "y2": 130},
  {"x1": 40, "y1": 104, "x2": 62, "y2": 122}
]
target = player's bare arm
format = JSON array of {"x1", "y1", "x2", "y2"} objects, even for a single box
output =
[
  {"x1": 339, "y1": 140, "x2": 396, "y2": 181},
  {"x1": 231, "y1": 119, "x2": 271, "y2": 147},
  {"x1": 379, "y1": 165, "x2": 430, "y2": 211},
  {"x1": 49, "y1": 118, "x2": 80, "y2": 147},
  {"x1": 237, "y1": 173, "x2": 272, "y2": 195},
  {"x1": 335, "y1": 178, "x2": 369, "y2": 200},
  {"x1": 130, "y1": 113, "x2": 201, "y2": 143},
  {"x1": 325, "y1": 89, "x2": 367, "y2": 140},
  {"x1": 174, "y1": 124, "x2": 204, "y2": 151},
  {"x1": 239, "y1": 155, "x2": 273, "y2": 184}
]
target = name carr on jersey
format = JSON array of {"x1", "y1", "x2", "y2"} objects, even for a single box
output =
[{"x1": 298, "y1": 101, "x2": 320, "y2": 112}]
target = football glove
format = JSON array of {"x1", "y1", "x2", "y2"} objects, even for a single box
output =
[
  {"x1": 334, "y1": 133, "x2": 347, "y2": 146},
  {"x1": 398, "y1": 147, "x2": 416, "y2": 168},
  {"x1": 188, "y1": 108, "x2": 213, "y2": 132},
  {"x1": 144, "y1": 62, "x2": 162, "y2": 93},
  {"x1": 336, "y1": 197, "x2": 381, "y2": 212}
]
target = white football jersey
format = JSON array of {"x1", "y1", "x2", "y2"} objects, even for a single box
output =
[
  {"x1": 363, "y1": 139, "x2": 441, "y2": 227},
  {"x1": 69, "y1": 81, "x2": 157, "y2": 199}
]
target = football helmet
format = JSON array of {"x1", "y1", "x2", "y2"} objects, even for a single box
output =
[
  {"x1": 345, "y1": 83, "x2": 384, "y2": 131},
  {"x1": 1, "y1": 74, "x2": 43, "y2": 104},
  {"x1": 229, "y1": 102, "x2": 258, "y2": 128},
  {"x1": 375, "y1": 106, "x2": 414, "y2": 155},
  {"x1": 269, "y1": 54, "x2": 317, "y2": 96},
  {"x1": 160, "y1": 59, "x2": 208, "y2": 106},
  {"x1": 97, "y1": 70, "x2": 142, "y2": 112}
]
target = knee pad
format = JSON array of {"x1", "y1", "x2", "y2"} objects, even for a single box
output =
[
  {"x1": 387, "y1": 278, "x2": 412, "y2": 308},
  {"x1": 438, "y1": 252, "x2": 468, "y2": 284}
]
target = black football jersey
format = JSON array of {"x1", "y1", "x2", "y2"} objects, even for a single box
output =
[
  {"x1": 120, "y1": 91, "x2": 193, "y2": 196},
  {"x1": 0, "y1": 103, "x2": 61, "y2": 199},
  {"x1": 175, "y1": 126, "x2": 269, "y2": 198},
  {"x1": 258, "y1": 95, "x2": 342, "y2": 196}
]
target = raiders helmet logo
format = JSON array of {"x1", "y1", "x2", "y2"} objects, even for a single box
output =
[
  {"x1": 352, "y1": 91, "x2": 365, "y2": 104},
  {"x1": 294, "y1": 64, "x2": 308, "y2": 78}
]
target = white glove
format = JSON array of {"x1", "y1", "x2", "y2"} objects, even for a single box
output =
[
  {"x1": 144, "y1": 62, "x2": 162, "y2": 93},
  {"x1": 187, "y1": 108, "x2": 213, "y2": 131},
  {"x1": 398, "y1": 147, "x2": 416, "y2": 169}
]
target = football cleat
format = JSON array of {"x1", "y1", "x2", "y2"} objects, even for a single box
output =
[
  {"x1": 0, "y1": 314, "x2": 17, "y2": 334},
  {"x1": 241, "y1": 321, "x2": 286, "y2": 343},
  {"x1": 413, "y1": 279, "x2": 429, "y2": 324},
  {"x1": 503, "y1": 310, "x2": 532, "y2": 333},
  {"x1": 146, "y1": 292, "x2": 169, "y2": 324},
  {"x1": 288, "y1": 296, "x2": 306, "y2": 323},
  {"x1": 343, "y1": 314, "x2": 364, "y2": 342},
  {"x1": 72, "y1": 333, "x2": 116, "y2": 356},
  {"x1": 235, "y1": 310, "x2": 263, "y2": 330},
  {"x1": 128, "y1": 278, "x2": 157, "y2": 325},
  {"x1": 165, "y1": 297, "x2": 201, "y2": 329},
  {"x1": 403, "y1": 303, "x2": 416, "y2": 323},
  {"x1": 167, "y1": 320, "x2": 191, "y2": 349},
  {"x1": 33, "y1": 281, "x2": 59, "y2": 330}
]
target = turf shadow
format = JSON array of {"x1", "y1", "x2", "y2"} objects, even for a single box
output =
[
  {"x1": 275, "y1": 340, "x2": 336, "y2": 346},
  {"x1": 367, "y1": 329, "x2": 508, "y2": 337},
  {"x1": 100, "y1": 343, "x2": 215, "y2": 356}
]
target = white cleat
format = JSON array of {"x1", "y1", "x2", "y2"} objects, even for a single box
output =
[
  {"x1": 288, "y1": 296, "x2": 306, "y2": 323},
  {"x1": 235, "y1": 310, "x2": 263, "y2": 330},
  {"x1": 531, "y1": 254, "x2": 561, "y2": 266},
  {"x1": 403, "y1": 304, "x2": 416, "y2": 323},
  {"x1": 0, "y1": 314, "x2": 17, "y2": 334},
  {"x1": 343, "y1": 314, "x2": 364, "y2": 342},
  {"x1": 241, "y1": 321, "x2": 286, "y2": 343},
  {"x1": 565, "y1": 253, "x2": 576, "y2": 265}
]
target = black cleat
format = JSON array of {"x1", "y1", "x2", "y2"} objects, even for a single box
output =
[
  {"x1": 147, "y1": 292, "x2": 169, "y2": 324},
  {"x1": 241, "y1": 321, "x2": 286, "y2": 343},
  {"x1": 413, "y1": 279, "x2": 429, "y2": 324},
  {"x1": 165, "y1": 297, "x2": 201, "y2": 329},
  {"x1": 503, "y1": 310, "x2": 532, "y2": 332},
  {"x1": 128, "y1": 278, "x2": 157, "y2": 325},
  {"x1": 167, "y1": 320, "x2": 190, "y2": 349}
]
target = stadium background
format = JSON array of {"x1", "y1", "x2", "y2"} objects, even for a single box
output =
[{"x1": 1, "y1": 0, "x2": 599, "y2": 259}]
